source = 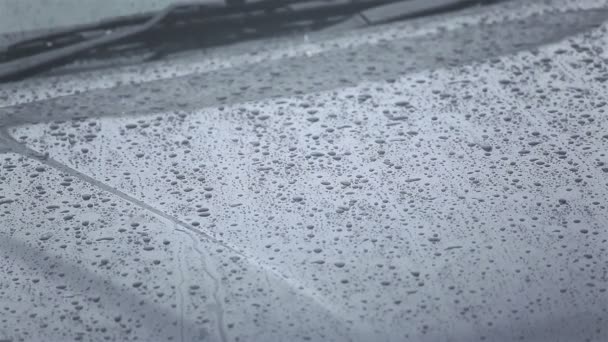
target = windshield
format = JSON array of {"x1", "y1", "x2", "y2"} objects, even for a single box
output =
[
  {"x1": 0, "y1": 0, "x2": 224, "y2": 35},
  {"x1": 1, "y1": 0, "x2": 495, "y2": 81}
]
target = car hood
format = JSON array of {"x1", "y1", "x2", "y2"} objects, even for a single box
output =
[{"x1": 1, "y1": 0, "x2": 608, "y2": 341}]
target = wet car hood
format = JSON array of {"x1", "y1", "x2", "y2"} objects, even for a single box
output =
[{"x1": 1, "y1": 0, "x2": 608, "y2": 341}]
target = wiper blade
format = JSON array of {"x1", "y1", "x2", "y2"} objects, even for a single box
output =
[
  {"x1": 0, "y1": 0, "x2": 298, "y2": 81},
  {"x1": 1, "y1": 0, "x2": 295, "y2": 61},
  {"x1": 0, "y1": 0, "x2": 490, "y2": 82}
]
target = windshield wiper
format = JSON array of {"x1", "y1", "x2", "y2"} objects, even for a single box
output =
[{"x1": 0, "y1": 0, "x2": 493, "y2": 82}]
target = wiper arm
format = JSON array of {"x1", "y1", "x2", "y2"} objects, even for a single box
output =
[
  {"x1": 0, "y1": 4, "x2": 182, "y2": 82},
  {"x1": 0, "y1": 0, "x2": 491, "y2": 82},
  {"x1": 0, "y1": 0, "x2": 299, "y2": 81},
  {"x1": 1, "y1": 0, "x2": 296, "y2": 61}
]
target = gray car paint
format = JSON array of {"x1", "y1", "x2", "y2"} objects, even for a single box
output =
[{"x1": 1, "y1": 0, "x2": 608, "y2": 341}]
